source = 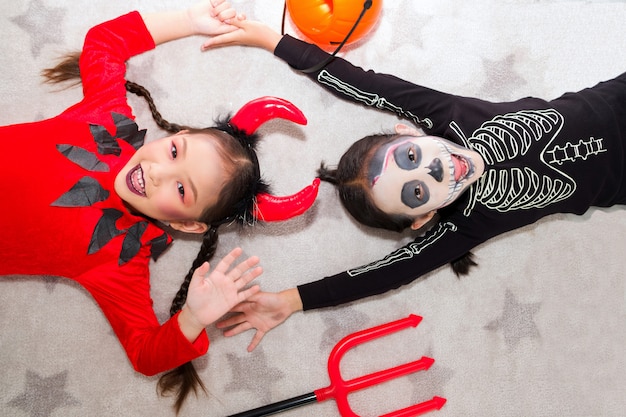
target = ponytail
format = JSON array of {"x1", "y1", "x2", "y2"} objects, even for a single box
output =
[
  {"x1": 41, "y1": 52, "x2": 81, "y2": 85},
  {"x1": 450, "y1": 252, "x2": 477, "y2": 276},
  {"x1": 317, "y1": 162, "x2": 339, "y2": 185},
  {"x1": 157, "y1": 226, "x2": 219, "y2": 414}
]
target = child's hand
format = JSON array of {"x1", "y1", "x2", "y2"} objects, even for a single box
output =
[
  {"x1": 182, "y1": 247, "x2": 262, "y2": 333},
  {"x1": 201, "y1": 16, "x2": 283, "y2": 52},
  {"x1": 187, "y1": 0, "x2": 242, "y2": 37},
  {"x1": 217, "y1": 288, "x2": 301, "y2": 351}
]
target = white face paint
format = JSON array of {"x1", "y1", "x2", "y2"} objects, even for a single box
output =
[{"x1": 368, "y1": 135, "x2": 485, "y2": 219}]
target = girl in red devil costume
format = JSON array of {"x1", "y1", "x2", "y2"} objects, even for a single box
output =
[{"x1": 0, "y1": 0, "x2": 318, "y2": 412}]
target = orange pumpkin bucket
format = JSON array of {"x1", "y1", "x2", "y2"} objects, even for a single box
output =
[{"x1": 286, "y1": 0, "x2": 383, "y2": 47}]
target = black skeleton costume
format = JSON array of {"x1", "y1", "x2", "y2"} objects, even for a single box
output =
[{"x1": 274, "y1": 35, "x2": 626, "y2": 310}]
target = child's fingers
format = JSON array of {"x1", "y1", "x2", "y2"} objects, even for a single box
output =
[
  {"x1": 212, "y1": 247, "x2": 244, "y2": 274},
  {"x1": 193, "y1": 261, "x2": 211, "y2": 279},
  {"x1": 215, "y1": 6, "x2": 237, "y2": 22},
  {"x1": 209, "y1": 24, "x2": 240, "y2": 36},
  {"x1": 216, "y1": 312, "x2": 246, "y2": 329},
  {"x1": 210, "y1": 0, "x2": 227, "y2": 11},
  {"x1": 202, "y1": 35, "x2": 234, "y2": 50},
  {"x1": 233, "y1": 266, "x2": 263, "y2": 291},
  {"x1": 238, "y1": 284, "x2": 261, "y2": 301},
  {"x1": 228, "y1": 256, "x2": 261, "y2": 281},
  {"x1": 247, "y1": 330, "x2": 266, "y2": 352},
  {"x1": 222, "y1": 320, "x2": 253, "y2": 337},
  {"x1": 223, "y1": 15, "x2": 247, "y2": 28}
]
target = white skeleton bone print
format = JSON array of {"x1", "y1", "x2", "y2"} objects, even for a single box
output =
[{"x1": 318, "y1": 69, "x2": 434, "y2": 129}]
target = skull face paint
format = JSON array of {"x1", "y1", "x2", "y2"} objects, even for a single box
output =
[{"x1": 368, "y1": 135, "x2": 485, "y2": 219}]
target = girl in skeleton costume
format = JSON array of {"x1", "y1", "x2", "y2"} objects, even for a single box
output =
[
  {"x1": 0, "y1": 2, "x2": 318, "y2": 412},
  {"x1": 206, "y1": 19, "x2": 626, "y2": 351}
]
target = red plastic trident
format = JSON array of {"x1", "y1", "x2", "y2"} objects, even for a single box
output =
[{"x1": 228, "y1": 314, "x2": 446, "y2": 417}]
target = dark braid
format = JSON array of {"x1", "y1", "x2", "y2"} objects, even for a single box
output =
[
  {"x1": 169, "y1": 227, "x2": 219, "y2": 316},
  {"x1": 125, "y1": 81, "x2": 188, "y2": 134},
  {"x1": 157, "y1": 227, "x2": 219, "y2": 414}
]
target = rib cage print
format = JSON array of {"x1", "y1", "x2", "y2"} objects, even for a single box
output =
[{"x1": 458, "y1": 109, "x2": 577, "y2": 212}]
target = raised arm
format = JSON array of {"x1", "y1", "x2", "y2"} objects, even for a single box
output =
[
  {"x1": 68, "y1": 0, "x2": 240, "y2": 124},
  {"x1": 205, "y1": 18, "x2": 456, "y2": 135}
]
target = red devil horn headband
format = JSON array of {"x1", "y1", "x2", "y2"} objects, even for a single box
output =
[
  {"x1": 230, "y1": 96, "x2": 307, "y2": 135},
  {"x1": 229, "y1": 96, "x2": 319, "y2": 222}
]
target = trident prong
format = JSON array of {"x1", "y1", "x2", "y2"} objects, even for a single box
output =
[{"x1": 227, "y1": 314, "x2": 447, "y2": 417}]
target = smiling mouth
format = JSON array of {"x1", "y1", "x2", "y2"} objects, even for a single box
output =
[
  {"x1": 126, "y1": 164, "x2": 146, "y2": 196},
  {"x1": 438, "y1": 143, "x2": 476, "y2": 207},
  {"x1": 451, "y1": 154, "x2": 473, "y2": 182}
]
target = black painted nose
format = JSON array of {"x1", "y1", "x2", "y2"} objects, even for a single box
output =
[{"x1": 427, "y1": 158, "x2": 444, "y2": 182}]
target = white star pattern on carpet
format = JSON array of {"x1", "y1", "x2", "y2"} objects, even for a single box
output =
[
  {"x1": 484, "y1": 289, "x2": 542, "y2": 349},
  {"x1": 8, "y1": 370, "x2": 80, "y2": 417},
  {"x1": 10, "y1": 0, "x2": 67, "y2": 57}
]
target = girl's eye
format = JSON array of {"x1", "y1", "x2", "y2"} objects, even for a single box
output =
[
  {"x1": 408, "y1": 147, "x2": 416, "y2": 162},
  {"x1": 177, "y1": 182, "x2": 185, "y2": 198},
  {"x1": 171, "y1": 143, "x2": 178, "y2": 159}
]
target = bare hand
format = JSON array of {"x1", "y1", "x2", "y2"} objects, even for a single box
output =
[
  {"x1": 217, "y1": 289, "x2": 300, "y2": 351},
  {"x1": 184, "y1": 247, "x2": 262, "y2": 330},
  {"x1": 201, "y1": 15, "x2": 282, "y2": 52},
  {"x1": 187, "y1": 0, "x2": 243, "y2": 37}
]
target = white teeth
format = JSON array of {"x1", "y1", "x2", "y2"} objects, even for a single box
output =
[
  {"x1": 130, "y1": 165, "x2": 146, "y2": 196},
  {"x1": 437, "y1": 142, "x2": 462, "y2": 207},
  {"x1": 137, "y1": 167, "x2": 145, "y2": 193}
]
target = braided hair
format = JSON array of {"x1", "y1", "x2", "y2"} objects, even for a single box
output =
[{"x1": 43, "y1": 53, "x2": 268, "y2": 414}]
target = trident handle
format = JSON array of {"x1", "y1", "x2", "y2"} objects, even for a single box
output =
[{"x1": 226, "y1": 392, "x2": 317, "y2": 417}]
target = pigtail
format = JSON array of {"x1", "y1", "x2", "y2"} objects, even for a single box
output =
[
  {"x1": 317, "y1": 162, "x2": 339, "y2": 185},
  {"x1": 157, "y1": 226, "x2": 219, "y2": 414},
  {"x1": 450, "y1": 252, "x2": 478, "y2": 276},
  {"x1": 41, "y1": 52, "x2": 81, "y2": 85}
]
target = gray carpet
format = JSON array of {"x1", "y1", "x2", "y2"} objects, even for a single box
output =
[{"x1": 1, "y1": 0, "x2": 625, "y2": 416}]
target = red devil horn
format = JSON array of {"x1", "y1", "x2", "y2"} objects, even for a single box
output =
[
  {"x1": 229, "y1": 96, "x2": 307, "y2": 135},
  {"x1": 254, "y1": 178, "x2": 320, "y2": 222}
]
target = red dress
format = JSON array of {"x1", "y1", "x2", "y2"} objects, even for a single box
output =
[{"x1": 0, "y1": 12, "x2": 208, "y2": 376}]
